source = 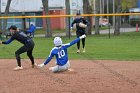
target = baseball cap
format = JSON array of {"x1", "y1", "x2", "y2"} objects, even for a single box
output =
[
  {"x1": 9, "y1": 25, "x2": 17, "y2": 30},
  {"x1": 76, "y1": 10, "x2": 81, "y2": 15}
]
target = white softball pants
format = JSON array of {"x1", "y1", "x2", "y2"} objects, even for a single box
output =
[{"x1": 49, "y1": 61, "x2": 70, "y2": 73}]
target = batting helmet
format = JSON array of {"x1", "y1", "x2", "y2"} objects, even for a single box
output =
[{"x1": 54, "y1": 37, "x2": 62, "y2": 47}]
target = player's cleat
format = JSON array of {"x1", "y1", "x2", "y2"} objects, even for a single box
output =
[
  {"x1": 77, "y1": 50, "x2": 80, "y2": 53},
  {"x1": 83, "y1": 48, "x2": 85, "y2": 53},
  {"x1": 14, "y1": 66, "x2": 23, "y2": 71},
  {"x1": 32, "y1": 63, "x2": 38, "y2": 68}
]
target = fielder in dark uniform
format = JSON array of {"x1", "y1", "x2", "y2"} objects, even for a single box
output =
[
  {"x1": 0, "y1": 25, "x2": 35, "y2": 70},
  {"x1": 71, "y1": 12, "x2": 89, "y2": 53}
]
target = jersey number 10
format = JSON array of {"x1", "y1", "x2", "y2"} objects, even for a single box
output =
[{"x1": 58, "y1": 50, "x2": 65, "y2": 58}]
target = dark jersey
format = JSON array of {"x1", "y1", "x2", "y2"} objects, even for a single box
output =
[
  {"x1": 2, "y1": 31, "x2": 33, "y2": 45},
  {"x1": 71, "y1": 17, "x2": 89, "y2": 33}
]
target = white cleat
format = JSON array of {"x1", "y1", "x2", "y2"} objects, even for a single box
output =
[
  {"x1": 32, "y1": 63, "x2": 38, "y2": 68},
  {"x1": 77, "y1": 50, "x2": 80, "y2": 53},
  {"x1": 34, "y1": 63, "x2": 38, "y2": 66},
  {"x1": 14, "y1": 66, "x2": 23, "y2": 71},
  {"x1": 83, "y1": 48, "x2": 85, "y2": 53}
]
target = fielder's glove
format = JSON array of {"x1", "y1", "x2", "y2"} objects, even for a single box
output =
[
  {"x1": 38, "y1": 63, "x2": 45, "y2": 68},
  {"x1": 78, "y1": 22, "x2": 87, "y2": 28},
  {"x1": 80, "y1": 34, "x2": 86, "y2": 39}
]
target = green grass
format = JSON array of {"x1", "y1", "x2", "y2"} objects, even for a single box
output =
[
  {"x1": 35, "y1": 29, "x2": 66, "y2": 34},
  {"x1": 99, "y1": 26, "x2": 109, "y2": 30},
  {"x1": 1, "y1": 32, "x2": 140, "y2": 61}
]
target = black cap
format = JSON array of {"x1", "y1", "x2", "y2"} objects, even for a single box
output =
[
  {"x1": 76, "y1": 10, "x2": 81, "y2": 15},
  {"x1": 9, "y1": 25, "x2": 17, "y2": 30}
]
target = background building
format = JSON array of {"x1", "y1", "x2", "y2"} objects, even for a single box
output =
[
  {"x1": 1, "y1": 0, "x2": 83, "y2": 30},
  {"x1": 1, "y1": 0, "x2": 65, "y2": 30}
]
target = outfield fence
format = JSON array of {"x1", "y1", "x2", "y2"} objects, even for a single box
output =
[
  {"x1": 0, "y1": 13, "x2": 140, "y2": 38},
  {"x1": 0, "y1": 13, "x2": 140, "y2": 19}
]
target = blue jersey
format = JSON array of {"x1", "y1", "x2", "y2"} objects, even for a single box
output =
[
  {"x1": 27, "y1": 24, "x2": 36, "y2": 33},
  {"x1": 44, "y1": 37, "x2": 80, "y2": 66}
]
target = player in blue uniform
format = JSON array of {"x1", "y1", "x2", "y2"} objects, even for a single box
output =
[
  {"x1": 71, "y1": 11, "x2": 89, "y2": 53},
  {"x1": 25, "y1": 23, "x2": 36, "y2": 37},
  {"x1": 38, "y1": 34, "x2": 86, "y2": 73},
  {"x1": 0, "y1": 25, "x2": 35, "y2": 70}
]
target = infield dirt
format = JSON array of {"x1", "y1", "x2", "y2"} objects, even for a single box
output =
[{"x1": 0, "y1": 59, "x2": 139, "y2": 93}]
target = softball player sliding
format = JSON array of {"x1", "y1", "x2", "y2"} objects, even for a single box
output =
[
  {"x1": 0, "y1": 25, "x2": 35, "y2": 71},
  {"x1": 38, "y1": 34, "x2": 86, "y2": 73},
  {"x1": 71, "y1": 11, "x2": 89, "y2": 53}
]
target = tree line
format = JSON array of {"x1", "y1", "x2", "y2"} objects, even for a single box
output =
[{"x1": 0, "y1": 0, "x2": 138, "y2": 37}]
